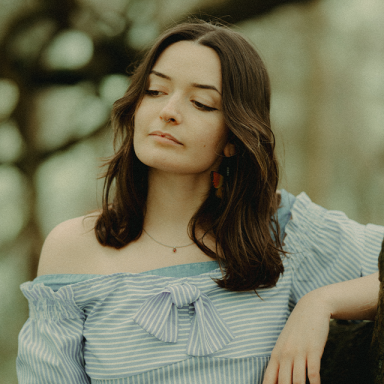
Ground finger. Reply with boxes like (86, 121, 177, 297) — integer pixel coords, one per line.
(277, 360, 293, 384)
(292, 357, 306, 384)
(262, 359, 278, 384)
(306, 354, 321, 384)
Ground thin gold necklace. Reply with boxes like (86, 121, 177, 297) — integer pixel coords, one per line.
(143, 228, 195, 253)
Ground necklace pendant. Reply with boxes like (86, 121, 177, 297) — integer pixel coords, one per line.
(173, 248, 177, 253)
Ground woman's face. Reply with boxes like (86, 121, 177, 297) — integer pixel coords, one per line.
(133, 40, 232, 176)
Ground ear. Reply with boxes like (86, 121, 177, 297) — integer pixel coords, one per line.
(223, 142, 236, 157)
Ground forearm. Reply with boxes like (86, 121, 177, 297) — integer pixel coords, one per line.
(304, 272, 379, 321)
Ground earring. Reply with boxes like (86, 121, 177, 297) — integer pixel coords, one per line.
(211, 171, 224, 198)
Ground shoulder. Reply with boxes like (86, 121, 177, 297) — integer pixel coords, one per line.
(37, 214, 101, 276)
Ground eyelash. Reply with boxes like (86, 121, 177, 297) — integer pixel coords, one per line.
(145, 90, 162, 97)
(145, 90, 217, 112)
(192, 101, 217, 112)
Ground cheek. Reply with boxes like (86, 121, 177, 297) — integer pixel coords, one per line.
(193, 130, 227, 166)
(203, 123, 227, 153)
(133, 108, 150, 146)
(132, 133, 141, 161)
(133, 109, 145, 131)
(133, 97, 151, 128)
(132, 120, 148, 160)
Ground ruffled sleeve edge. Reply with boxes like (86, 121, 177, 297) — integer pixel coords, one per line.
(20, 281, 85, 321)
(284, 192, 384, 299)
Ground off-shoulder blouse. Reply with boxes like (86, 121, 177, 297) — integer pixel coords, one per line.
(17, 191, 384, 384)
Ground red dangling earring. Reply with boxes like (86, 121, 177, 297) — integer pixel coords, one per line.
(210, 171, 224, 198)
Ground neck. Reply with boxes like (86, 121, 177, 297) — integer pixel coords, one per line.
(143, 169, 211, 243)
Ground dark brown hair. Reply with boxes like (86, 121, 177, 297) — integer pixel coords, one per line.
(95, 20, 285, 292)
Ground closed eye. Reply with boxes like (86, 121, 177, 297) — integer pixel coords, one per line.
(193, 100, 217, 112)
(145, 90, 164, 96)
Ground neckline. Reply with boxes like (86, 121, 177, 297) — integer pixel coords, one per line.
(34, 260, 221, 282)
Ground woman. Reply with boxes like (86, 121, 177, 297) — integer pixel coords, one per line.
(17, 20, 384, 384)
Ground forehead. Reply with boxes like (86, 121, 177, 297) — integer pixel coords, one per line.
(151, 41, 222, 90)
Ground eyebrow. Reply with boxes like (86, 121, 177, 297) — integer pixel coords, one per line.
(150, 70, 221, 95)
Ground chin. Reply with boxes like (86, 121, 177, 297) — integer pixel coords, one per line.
(135, 149, 216, 176)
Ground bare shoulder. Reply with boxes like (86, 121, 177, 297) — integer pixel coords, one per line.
(37, 214, 101, 276)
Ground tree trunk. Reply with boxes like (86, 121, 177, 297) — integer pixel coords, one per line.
(318, 238, 384, 384)
(371, 238, 384, 383)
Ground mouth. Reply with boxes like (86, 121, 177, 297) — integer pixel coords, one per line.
(149, 131, 182, 145)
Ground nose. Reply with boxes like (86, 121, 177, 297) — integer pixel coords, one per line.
(159, 94, 182, 124)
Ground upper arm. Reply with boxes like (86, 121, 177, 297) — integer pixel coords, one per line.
(17, 276, 90, 383)
(37, 216, 97, 276)
(285, 193, 384, 305)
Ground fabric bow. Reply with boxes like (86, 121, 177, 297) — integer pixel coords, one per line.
(133, 283, 234, 356)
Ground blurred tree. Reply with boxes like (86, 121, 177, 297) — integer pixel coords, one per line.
(0, 1, 316, 382)
(0, 0, 316, 277)
(198, 0, 315, 23)
(1, 0, 383, 383)
(371, 239, 384, 383)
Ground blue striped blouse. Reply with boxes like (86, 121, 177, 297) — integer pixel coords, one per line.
(17, 191, 384, 384)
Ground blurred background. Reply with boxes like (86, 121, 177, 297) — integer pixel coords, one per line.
(1, 0, 383, 382)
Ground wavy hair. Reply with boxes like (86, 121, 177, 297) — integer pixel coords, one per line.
(95, 20, 285, 292)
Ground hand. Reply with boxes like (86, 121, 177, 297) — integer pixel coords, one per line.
(262, 290, 332, 384)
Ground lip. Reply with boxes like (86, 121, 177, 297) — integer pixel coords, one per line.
(149, 131, 182, 145)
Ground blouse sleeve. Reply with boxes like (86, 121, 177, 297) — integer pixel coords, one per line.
(17, 282, 90, 384)
(284, 192, 384, 305)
